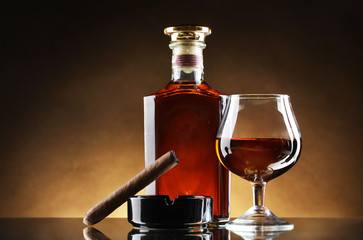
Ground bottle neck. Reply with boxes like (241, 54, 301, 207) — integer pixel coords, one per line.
(170, 42, 205, 84)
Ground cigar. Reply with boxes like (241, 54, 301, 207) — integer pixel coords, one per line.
(83, 151, 178, 225)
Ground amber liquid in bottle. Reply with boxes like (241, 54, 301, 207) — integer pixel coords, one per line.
(144, 26, 230, 223)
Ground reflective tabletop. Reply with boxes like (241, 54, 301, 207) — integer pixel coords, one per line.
(0, 218, 361, 239)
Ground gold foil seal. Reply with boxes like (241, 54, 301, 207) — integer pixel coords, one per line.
(164, 25, 211, 42)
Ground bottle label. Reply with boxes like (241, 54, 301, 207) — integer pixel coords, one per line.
(172, 54, 203, 67)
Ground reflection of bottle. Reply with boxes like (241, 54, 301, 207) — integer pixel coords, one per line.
(210, 227, 230, 240)
(144, 26, 230, 223)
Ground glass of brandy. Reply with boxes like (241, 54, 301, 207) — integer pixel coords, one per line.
(216, 94, 301, 232)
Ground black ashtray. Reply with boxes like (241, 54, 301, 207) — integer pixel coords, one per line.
(127, 195, 213, 229)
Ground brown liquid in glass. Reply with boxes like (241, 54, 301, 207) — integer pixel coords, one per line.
(216, 138, 298, 182)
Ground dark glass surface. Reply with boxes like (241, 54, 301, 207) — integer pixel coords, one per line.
(0, 218, 361, 240)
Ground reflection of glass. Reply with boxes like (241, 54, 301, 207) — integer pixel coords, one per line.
(216, 94, 301, 232)
(231, 230, 285, 240)
(128, 228, 212, 240)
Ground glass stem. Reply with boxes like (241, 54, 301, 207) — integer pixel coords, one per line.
(252, 182, 266, 207)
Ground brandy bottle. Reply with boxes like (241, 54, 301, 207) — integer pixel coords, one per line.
(144, 26, 230, 223)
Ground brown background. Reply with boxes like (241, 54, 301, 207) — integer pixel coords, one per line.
(1, 1, 362, 218)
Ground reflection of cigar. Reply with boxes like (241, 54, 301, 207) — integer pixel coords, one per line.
(83, 151, 178, 225)
(83, 227, 111, 240)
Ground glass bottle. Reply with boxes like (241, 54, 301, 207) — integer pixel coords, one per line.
(144, 25, 230, 223)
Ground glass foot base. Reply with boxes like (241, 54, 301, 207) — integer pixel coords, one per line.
(226, 206, 294, 232)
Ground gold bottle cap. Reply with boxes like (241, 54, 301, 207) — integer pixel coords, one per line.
(164, 25, 211, 42)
